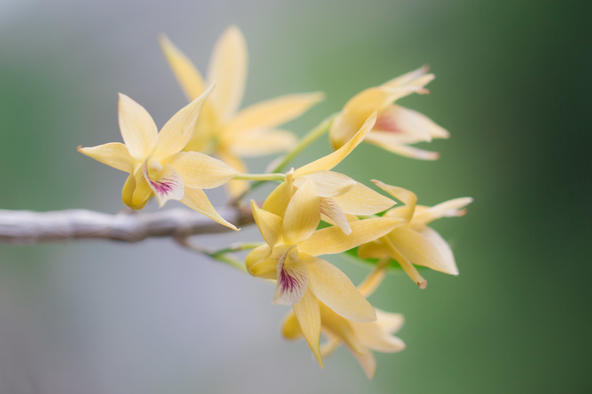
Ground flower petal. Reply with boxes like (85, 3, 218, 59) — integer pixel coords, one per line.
(207, 26, 247, 119)
(332, 182, 395, 216)
(294, 171, 356, 198)
(372, 180, 417, 222)
(412, 197, 473, 226)
(365, 134, 440, 160)
(169, 151, 237, 189)
(383, 65, 434, 91)
(352, 319, 405, 353)
(245, 244, 274, 278)
(375, 310, 405, 334)
(159, 35, 206, 100)
(152, 86, 213, 161)
(262, 173, 294, 217)
(299, 216, 404, 256)
(229, 129, 297, 157)
(250, 201, 282, 247)
(391, 226, 458, 275)
(281, 312, 302, 340)
(225, 92, 324, 134)
(330, 87, 392, 149)
(273, 249, 307, 305)
(117, 93, 158, 159)
(352, 347, 376, 379)
(296, 111, 377, 176)
(358, 240, 391, 259)
(382, 235, 427, 289)
(293, 288, 323, 366)
(78, 142, 133, 172)
(282, 180, 320, 244)
(121, 170, 153, 209)
(320, 197, 351, 235)
(181, 186, 238, 230)
(304, 255, 376, 322)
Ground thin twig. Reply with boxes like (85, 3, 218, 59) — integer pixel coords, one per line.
(0, 206, 253, 244)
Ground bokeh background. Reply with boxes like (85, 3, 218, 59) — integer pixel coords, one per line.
(0, 0, 589, 393)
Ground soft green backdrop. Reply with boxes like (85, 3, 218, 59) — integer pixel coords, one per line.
(0, 0, 588, 393)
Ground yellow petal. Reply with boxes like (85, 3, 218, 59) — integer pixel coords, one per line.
(262, 180, 294, 217)
(245, 244, 274, 278)
(78, 142, 133, 172)
(365, 134, 440, 160)
(320, 197, 351, 234)
(225, 92, 324, 134)
(299, 216, 404, 257)
(281, 312, 302, 340)
(321, 336, 342, 357)
(383, 235, 427, 288)
(250, 200, 282, 247)
(169, 151, 237, 189)
(117, 93, 158, 159)
(143, 164, 184, 207)
(352, 348, 376, 379)
(412, 197, 473, 226)
(293, 288, 323, 366)
(294, 171, 356, 198)
(383, 65, 434, 90)
(372, 180, 417, 222)
(229, 129, 297, 157)
(159, 35, 205, 100)
(330, 88, 391, 149)
(352, 319, 405, 353)
(296, 112, 377, 177)
(207, 26, 247, 119)
(358, 240, 391, 259)
(319, 303, 363, 354)
(153, 86, 213, 161)
(282, 180, 320, 244)
(375, 310, 405, 334)
(274, 249, 307, 305)
(216, 149, 249, 198)
(181, 186, 238, 230)
(304, 255, 376, 322)
(121, 170, 153, 210)
(332, 182, 394, 216)
(385, 105, 449, 139)
(391, 227, 458, 275)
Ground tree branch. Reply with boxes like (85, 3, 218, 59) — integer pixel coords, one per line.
(0, 206, 253, 244)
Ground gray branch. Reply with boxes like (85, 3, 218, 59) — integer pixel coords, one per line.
(0, 206, 253, 244)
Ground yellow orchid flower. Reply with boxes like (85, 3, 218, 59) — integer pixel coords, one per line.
(262, 113, 395, 234)
(282, 260, 404, 378)
(78, 87, 239, 230)
(356, 180, 473, 288)
(245, 198, 405, 364)
(330, 66, 449, 160)
(160, 26, 324, 195)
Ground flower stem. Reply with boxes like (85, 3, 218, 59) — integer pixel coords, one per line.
(233, 173, 286, 182)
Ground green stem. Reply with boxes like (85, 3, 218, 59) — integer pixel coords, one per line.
(233, 173, 285, 182)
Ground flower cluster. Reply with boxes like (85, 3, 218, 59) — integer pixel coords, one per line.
(78, 26, 471, 378)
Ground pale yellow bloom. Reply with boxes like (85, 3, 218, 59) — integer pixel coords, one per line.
(245, 198, 405, 364)
(262, 113, 395, 234)
(330, 66, 449, 160)
(357, 180, 473, 287)
(160, 26, 324, 195)
(78, 88, 238, 230)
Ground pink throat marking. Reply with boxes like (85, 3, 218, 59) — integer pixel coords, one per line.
(374, 114, 402, 134)
(279, 268, 302, 293)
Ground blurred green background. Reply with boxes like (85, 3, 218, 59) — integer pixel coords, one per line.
(0, 0, 589, 393)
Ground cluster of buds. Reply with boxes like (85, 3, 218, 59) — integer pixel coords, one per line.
(78, 26, 471, 378)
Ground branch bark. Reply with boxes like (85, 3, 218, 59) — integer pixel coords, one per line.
(0, 206, 253, 244)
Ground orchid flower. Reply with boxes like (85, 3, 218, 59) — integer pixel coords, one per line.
(160, 26, 324, 196)
(330, 66, 449, 160)
(357, 180, 473, 287)
(245, 198, 405, 364)
(78, 87, 239, 230)
(262, 113, 395, 234)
